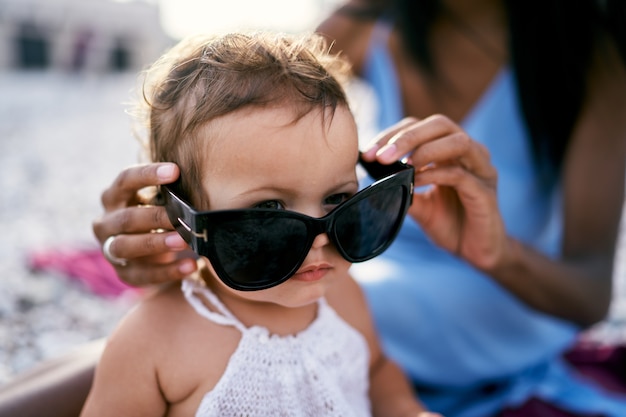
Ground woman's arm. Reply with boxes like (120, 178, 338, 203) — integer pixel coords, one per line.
(493, 36, 626, 326)
(361, 38, 626, 327)
(0, 340, 103, 417)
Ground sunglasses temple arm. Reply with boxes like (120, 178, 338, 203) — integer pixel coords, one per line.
(358, 154, 410, 180)
(162, 186, 207, 245)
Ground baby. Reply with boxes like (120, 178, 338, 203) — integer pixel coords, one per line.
(80, 31, 439, 417)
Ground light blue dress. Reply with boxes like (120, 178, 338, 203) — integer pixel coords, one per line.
(351, 21, 626, 417)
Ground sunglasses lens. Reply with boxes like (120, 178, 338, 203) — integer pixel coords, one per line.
(334, 185, 405, 260)
(210, 216, 310, 289)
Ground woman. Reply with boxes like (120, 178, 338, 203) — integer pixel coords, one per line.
(2, 0, 625, 416)
(94, 0, 626, 416)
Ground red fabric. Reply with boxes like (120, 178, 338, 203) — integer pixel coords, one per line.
(498, 397, 603, 417)
(497, 342, 626, 417)
(563, 343, 626, 394)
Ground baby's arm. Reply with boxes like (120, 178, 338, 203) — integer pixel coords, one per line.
(368, 355, 440, 417)
(327, 275, 442, 417)
(80, 296, 169, 416)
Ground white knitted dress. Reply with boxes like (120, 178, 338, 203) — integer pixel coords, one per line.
(181, 278, 372, 417)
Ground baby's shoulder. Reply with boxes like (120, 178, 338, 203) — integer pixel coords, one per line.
(129, 282, 193, 330)
(122, 282, 236, 343)
(105, 282, 236, 362)
(107, 281, 241, 406)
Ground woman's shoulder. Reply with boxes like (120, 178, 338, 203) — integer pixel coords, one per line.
(316, 1, 379, 75)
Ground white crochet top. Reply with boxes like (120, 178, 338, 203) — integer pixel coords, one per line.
(181, 277, 371, 417)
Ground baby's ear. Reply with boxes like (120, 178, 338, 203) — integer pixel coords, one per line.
(139, 185, 163, 205)
(196, 258, 214, 286)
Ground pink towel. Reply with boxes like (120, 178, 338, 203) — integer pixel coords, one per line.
(26, 246, 139, 298)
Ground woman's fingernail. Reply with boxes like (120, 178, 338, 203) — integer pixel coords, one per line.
(157, 164, 176, 181)
(377, 143, 397, 162)
(165, 234, 186, 249)
(178, 260, 197, 275)
(361, 144, 379, 160)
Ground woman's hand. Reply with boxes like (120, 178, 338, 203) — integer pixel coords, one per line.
(362, 115, 509, 272)
(92, 163, 198, 286)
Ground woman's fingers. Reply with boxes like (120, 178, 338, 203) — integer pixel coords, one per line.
(361, 117, 420, 160)
(97, 230, 197, 286)
(103, 231, 189, 261)
(411, 132, 497, 186)
(93, 205, 174, 245)
(363, 115, 507, 271)
(93, 161, 196, 286)
(410, 164, 506, 271)
(113, 256, 198, 286)
(362, 115, 495, 183)
(100, 163, 179, 210)
(413, 165, 498, 220)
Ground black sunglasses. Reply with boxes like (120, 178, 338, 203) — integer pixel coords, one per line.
(162, 156, 414, 291)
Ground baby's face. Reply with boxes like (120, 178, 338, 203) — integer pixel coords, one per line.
(198, 104, 360, 308)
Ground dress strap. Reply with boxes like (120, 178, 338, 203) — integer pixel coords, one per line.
(181, 277, 246, 332)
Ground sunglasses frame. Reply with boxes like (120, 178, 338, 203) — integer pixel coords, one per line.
(162, 156, 414, 291)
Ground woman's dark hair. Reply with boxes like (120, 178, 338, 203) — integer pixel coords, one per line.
(337, 0, 624, 182)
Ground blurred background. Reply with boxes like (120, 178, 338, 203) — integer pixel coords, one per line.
(0, 0, 624, 386)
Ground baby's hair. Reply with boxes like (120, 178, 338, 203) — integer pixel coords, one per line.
(135, 31, 352, 207)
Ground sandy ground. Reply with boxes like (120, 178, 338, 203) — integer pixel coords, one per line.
(0, 70, 625, 386)
(0, 71, 142, 383)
